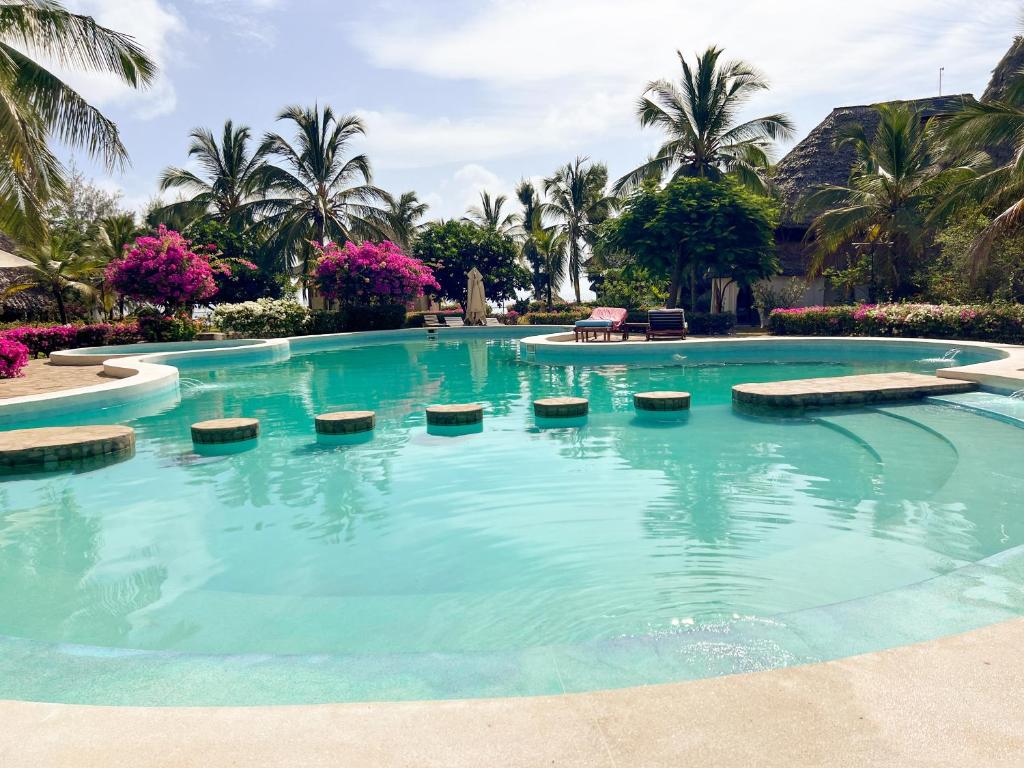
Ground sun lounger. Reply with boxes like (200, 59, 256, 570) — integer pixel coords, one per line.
(445, 316, 466, 327)
(646, 309, 687, 340)
(574, 307, 628, 342)
(485, 317, 501, 326)
(424, 314, 444, 328)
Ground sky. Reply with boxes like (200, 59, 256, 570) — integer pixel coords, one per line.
(59, 0, 1022, 224)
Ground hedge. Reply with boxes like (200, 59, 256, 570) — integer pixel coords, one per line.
(523, 308, 593, 325)
(321, 303, 406, 333)
(769, 303, 1024, 344)
(688, 312, 736, 336)
(212, 299, 407, 338)
(0, 322, 142, 357)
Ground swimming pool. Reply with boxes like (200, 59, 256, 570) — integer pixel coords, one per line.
(1, 332, 1023, 705)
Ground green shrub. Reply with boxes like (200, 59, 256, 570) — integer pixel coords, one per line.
(688, 312, 736, 335)
(137, 310, 199, 343)
(305, 310, 346, 335)
(308, 305, 407, 334)
(335, 303, 406, 332)
(212, 298, 308, 338)
(769, 303, 1024, 344)
(523, 308, 593, 325)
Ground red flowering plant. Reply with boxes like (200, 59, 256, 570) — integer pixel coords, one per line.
(105, 226, 218, 314)
(313, 240, 439, 306)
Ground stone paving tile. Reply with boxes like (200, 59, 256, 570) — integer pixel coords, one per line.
(0, 360, 116, 401)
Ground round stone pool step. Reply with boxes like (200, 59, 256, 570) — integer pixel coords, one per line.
(534, 397, 589, 418)
(191, 418, 260, 445)
(0, 425, 135, 473)
(634, 391, 691, 412)
(426, 404, 484, 426)
(316, 411, 376, 435)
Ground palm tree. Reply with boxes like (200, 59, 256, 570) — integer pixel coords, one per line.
(0, 1, 156, 240)
(384, 191, 428, 250)
(543, 157, 615, 303)
(15, 233, 100, 322)
(614, 46, 794, 195)
(805, 103, 978, 299)
(938, 74, 1024, 270)
(258, 105, 389, 286)
(157, 120, 272, 226)
(465, 190, 515, 233)
(533, 224, 566, 308)
(513, 180, 545, 299)
(92, 213, 140, 318)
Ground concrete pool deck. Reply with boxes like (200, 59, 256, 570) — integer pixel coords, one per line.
(0, 359, 114, 399)
(1, 618, 1022, 767)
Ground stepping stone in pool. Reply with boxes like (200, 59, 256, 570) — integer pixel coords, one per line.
(634, 391, 691, 412)
(191, 418, 260, 445)
(533, 397, 589, 419)
(0, 425, 135, 474)
(426, 404, 484, 426)
(316, 411, 376, 435)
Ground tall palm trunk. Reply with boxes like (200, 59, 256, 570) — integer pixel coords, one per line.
(52, 284, 68, 324)
(569, 239, 582, 303)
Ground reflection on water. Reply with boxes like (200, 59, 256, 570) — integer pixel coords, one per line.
(0, 338, 1023, 664)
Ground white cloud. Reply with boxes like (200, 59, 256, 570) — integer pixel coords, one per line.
(348, 0, 1020, 161)
(359, 90, 627, 171)
(61, 0, 184, 119)
(418, 163, 516, 219)
(189, 0, 284, 44)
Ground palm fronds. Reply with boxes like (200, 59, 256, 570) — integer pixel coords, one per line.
(615, 46, 793, 195)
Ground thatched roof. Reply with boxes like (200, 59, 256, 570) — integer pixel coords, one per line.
(983, 36, 1024, 102)
(774, 37, 1024, 228)
(772, 94, 973, 226)
(0, 268, 54, 321)
(980, 36, 1024, 166)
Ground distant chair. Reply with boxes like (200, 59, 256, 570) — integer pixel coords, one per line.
(445, 316, 466, 327)
(423, 314, 444, 328)
(646, 309, 687, 340)
(484, 317, 501, 327)
(574, 307, 628, 342)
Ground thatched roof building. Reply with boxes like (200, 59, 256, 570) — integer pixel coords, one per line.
(772, 94, 972, 228)
(982, 36, 1024, 102)
(775, 36, 1024, 230)
(0, 231, 54, 321)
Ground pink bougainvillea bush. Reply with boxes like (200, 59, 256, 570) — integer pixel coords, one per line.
(769, 303, 1024, 344)
(313, 240, 438, 306)
(106, 226, 218, 312)
(0, 337, 29, 378)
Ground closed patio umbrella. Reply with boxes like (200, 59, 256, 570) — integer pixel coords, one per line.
(465, 267, 487, 326)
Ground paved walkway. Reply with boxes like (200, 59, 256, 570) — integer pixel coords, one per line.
(0, 360, 113, 401)
(2, 618, 1022, 767)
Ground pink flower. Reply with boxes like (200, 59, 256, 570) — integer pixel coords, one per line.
(106, 226, 218, 310)
(313, 240, 439, 305)
(0, 338, 29, 378)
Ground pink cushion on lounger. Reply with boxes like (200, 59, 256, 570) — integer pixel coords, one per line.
(588, 307, 627, 328)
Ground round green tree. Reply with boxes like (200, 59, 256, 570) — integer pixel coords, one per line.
(413, 220, 531, 307)
(602, 178, 779, 309)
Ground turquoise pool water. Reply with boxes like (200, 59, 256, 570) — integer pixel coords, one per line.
(1, 334, 1023, 705)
